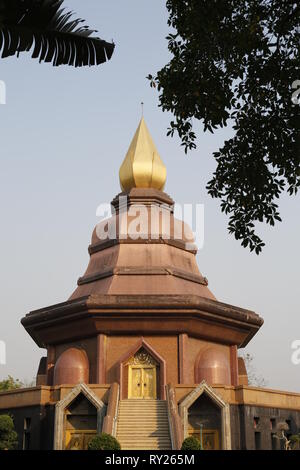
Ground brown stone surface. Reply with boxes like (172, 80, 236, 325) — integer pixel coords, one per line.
(96, 334, 107, 383)
(183, 337, 231, 384)
(111, 188, 175, 212)
(68, 189, 214, 300)
(178, 334, 188, 384)
(238, 357, 249, 386)
(22, 294, 263, 350)
(36, 357, 47, 386)
(2, 383, 300, 412)
(175, 384, 300, 410)
(71, 242, 213, 300)
(230, 346, 239, 386)
(54, 337, 97, 383)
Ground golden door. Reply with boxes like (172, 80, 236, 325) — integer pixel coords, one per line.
(189, 429, 220, 450)
(129, 365, 156, 399)
(202, 430, 219, 450)
(65, 430, 96, 450)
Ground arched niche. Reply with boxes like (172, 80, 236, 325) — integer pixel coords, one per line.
(194, 347, 231, 385)
(53, 347, 89, 386)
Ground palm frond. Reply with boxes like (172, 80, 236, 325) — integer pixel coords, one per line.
(0, 0, 115, 67)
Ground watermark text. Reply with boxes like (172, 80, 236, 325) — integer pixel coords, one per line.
(0, 340, 6, 365)
(0, 80, 6, 105)
(291, 340, 300, 365)
(95, 197, 205, 251)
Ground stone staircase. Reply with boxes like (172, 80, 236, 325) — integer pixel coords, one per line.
(116, 399, 172, 450)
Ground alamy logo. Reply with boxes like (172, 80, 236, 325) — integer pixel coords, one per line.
(292, 80, 300, 105)
(291, 340, 300, 365)
(0, 80, 6, 105)
(0, 340, 6, 365)
(95, 197, 205, 251)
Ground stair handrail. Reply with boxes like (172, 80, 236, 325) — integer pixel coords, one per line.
(102, 382, 119, 437)
(166, 383, 184, 450)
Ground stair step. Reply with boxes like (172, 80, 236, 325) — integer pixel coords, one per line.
(118, 438, 171, 441)
(119, 406, 167, 409)
(118, 411, 168, 413)
(120, 403, 167, 406)
(117, 416, 168, 419)
(117, 420, 168, 423)
(119, 444, 172, 448)
(120, 401, 166, 403)
(120, 446, 172, 449)
(117, 436, 171, 439)
(117, 426, 170, 430)
(117, 417, 168, 420)
(121, 448, 172, 451)
(118, 416, 168, 418)
(119, 408, 167, 411)
(120, 441, 171, 444)
(120, 412, 167, 414)
(117, 432, 170, 435)
(117, 415, 168, 418)
(121, 446, 172, 449)
(119, 409, 167, 412)
(119, 412, 167, 414)
(117, 429, 169, 432)
(119, 404, 167, 407)
(119, 404, 167, 406)
(119, 405, 167, 407)
(117, 423, 168, 426)
(117, 431, 171, 435)
(116, 399, 171, 450)
(117, 426, 170, 429)
(117, 422, 168, 425)
(117, 432, 170, 436)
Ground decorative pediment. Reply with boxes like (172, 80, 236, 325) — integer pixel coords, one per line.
(178, 381, 231, 449)
(179, 380, 227, 415)
(54, 383, 106, 450)
(55, 382, 105, 412)
(126, 347, 158, 366)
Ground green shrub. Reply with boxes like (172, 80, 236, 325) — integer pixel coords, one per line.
(290, 434, 300, 450)
(181, 436, 202, 450)
(0, 376, 23, 391)
(88, 433, 121, 450)
(0, 415, 18, 450)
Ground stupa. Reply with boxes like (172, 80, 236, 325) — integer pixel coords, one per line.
(0, 118, 300, 450)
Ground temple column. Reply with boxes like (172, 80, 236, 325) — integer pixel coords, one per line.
(179, 334, 188, 384)
(230, 345, 239, 386)
(96, 334, 107, 384)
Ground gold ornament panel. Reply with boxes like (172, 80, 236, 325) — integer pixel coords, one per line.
(127, 348, 158, 366)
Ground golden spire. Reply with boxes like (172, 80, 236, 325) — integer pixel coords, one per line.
(119, 117, 167, 192)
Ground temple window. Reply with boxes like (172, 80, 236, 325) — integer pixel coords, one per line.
(254, 432, 261, 450)
(22, 417, 31, 450)
(253, 417, 260, 429)
(270, 418, 276, 430)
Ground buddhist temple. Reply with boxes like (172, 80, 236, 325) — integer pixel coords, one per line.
(0, 118, 300, 450)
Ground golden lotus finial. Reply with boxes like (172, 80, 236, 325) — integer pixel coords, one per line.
(119, 117, 167, 192)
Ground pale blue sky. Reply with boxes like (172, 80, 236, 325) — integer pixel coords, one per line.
(0, 1, 299, 391)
